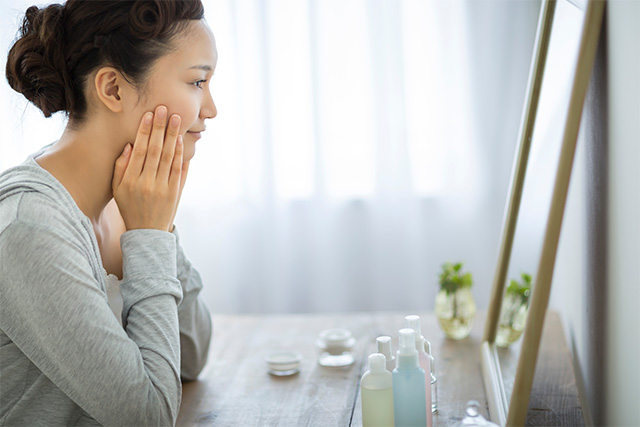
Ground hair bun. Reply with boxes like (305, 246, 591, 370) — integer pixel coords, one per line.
(129, 0, 199, 40)
(129, 1, 165, 40)
(6, 4, 72, 117)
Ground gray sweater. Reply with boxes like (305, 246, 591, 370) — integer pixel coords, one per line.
(0, 155, 212, 426)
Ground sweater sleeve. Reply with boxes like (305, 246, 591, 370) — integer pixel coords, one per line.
(0, 222, 183, 426)
(172, 227, 212, 380)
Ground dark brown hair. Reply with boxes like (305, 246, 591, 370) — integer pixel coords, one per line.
(5, 0, 204, 121)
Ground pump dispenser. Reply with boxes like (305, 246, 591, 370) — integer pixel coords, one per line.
(392, 329, 427, 427)
(405, 315, 433, 425)
(361, 353, 394, 426)
(376, 336, 395, 372)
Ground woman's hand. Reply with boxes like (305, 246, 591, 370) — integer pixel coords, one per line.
(168, 159, 190, 232)
(112, 105, 184, 232)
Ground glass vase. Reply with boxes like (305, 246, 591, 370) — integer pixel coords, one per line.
(495, 292, 529, 347)
(435, 287, 476, 340)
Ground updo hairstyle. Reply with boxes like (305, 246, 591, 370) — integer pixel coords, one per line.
(5, 0, 204, 122)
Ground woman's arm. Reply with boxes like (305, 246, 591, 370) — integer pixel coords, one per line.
(0, 219, 183, 426)
(173, 227, 212, 380)
(114, 106, 212, 380)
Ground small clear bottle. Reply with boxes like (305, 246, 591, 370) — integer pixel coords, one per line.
(361, 353, 394, 427)
(405, 315, 433, 426)
(376, 336, 395, 372)
(424, 340, 438, 413)
(392, 328, 427, 427)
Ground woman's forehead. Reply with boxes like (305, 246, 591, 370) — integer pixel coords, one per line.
(157, 20, 217, 72)
(175, 20, 217, 63)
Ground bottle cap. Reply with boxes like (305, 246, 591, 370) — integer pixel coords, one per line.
(376, 336, 393, 360)
(368, 353, 387, 373)
(398, 328, 417, 356)
(405, 315, 424, 341)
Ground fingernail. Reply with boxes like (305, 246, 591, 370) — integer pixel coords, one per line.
(157, 106, 167, 119)
(144, 112, 153, 125)
(170, 115, 180, 128)
(124, 143, 132, 155)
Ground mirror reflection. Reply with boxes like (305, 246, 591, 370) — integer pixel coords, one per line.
(499, 0, 588, 403)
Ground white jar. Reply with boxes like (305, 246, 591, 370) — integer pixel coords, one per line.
(316, 328, 356, 367)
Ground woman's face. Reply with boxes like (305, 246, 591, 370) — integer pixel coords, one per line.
(128, 19, 218, 161)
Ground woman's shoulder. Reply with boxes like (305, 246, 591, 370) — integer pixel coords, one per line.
(0, 161, 90, 245)
(0, 191, 100, 281)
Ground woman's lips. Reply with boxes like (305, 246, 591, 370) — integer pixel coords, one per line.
(186, 131, 202, 140)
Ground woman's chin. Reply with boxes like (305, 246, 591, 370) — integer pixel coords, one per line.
(183, 145, 196, 161)
(182, 133, 198, 161)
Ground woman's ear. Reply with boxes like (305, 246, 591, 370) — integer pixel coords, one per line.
(94, 67, 129, 113)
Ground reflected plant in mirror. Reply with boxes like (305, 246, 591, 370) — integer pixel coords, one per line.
(496, 273, 532, 348)
(435, 262, 476, 339)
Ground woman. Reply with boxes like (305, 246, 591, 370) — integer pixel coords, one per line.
(0, 0, 215, 425)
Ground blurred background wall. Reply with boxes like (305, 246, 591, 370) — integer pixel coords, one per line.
(1, 0, 538, 314)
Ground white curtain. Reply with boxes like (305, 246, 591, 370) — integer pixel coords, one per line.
(0, 0, 540, 314)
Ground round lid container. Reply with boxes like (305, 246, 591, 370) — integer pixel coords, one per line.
(264, 351, 302, 376)
(316, 328, 356, 354)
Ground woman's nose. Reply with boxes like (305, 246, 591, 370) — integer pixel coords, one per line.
(201, 88, 217, 120)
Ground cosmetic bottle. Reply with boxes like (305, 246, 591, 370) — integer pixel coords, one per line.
(392, 328, 427, 427)
(361, 353, 394, 427)
(405, 315, 433, 426)
(424, 339, 438, 413)
(376, 336, 396, 372)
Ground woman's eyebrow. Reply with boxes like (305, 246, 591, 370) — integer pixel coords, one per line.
(188, 65, 213, 72)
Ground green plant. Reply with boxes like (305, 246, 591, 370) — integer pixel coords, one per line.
(506, 272, 532, 305)
(438, 262, 473, 294)
(436, 262, 474, 330)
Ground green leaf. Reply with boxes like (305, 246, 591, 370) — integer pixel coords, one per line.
(505, 272, 533, 304)
(462, 272, 473, 287)
(438, 261, 473, 293)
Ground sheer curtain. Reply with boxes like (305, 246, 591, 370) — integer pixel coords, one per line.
(0, 0, 540, 314)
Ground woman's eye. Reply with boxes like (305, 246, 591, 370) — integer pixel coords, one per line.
(193, 79, 207, 89)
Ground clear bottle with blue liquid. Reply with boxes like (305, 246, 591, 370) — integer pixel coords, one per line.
(392, 328, 427, 427)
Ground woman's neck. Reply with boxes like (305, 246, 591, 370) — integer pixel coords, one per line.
(35, 119, 124, 224)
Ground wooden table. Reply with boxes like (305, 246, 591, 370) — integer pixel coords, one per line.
(177, 311, 583, 426)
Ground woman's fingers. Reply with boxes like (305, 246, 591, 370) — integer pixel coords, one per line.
(124, 111, 153, 179)
(112, 105, 185, 231)
(169, 135, 184, 192)
(168, 159, 190, 229)
(157, 114, 181, 182)
(141, 105, 168, 177)
(111, 143, 132, 192)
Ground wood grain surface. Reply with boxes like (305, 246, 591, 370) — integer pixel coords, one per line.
(176, 311, 582, 426)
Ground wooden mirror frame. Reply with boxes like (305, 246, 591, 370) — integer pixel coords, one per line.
(481, 0, 605, 425)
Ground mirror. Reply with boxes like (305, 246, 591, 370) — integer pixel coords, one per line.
(481, 0, 605, 425)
